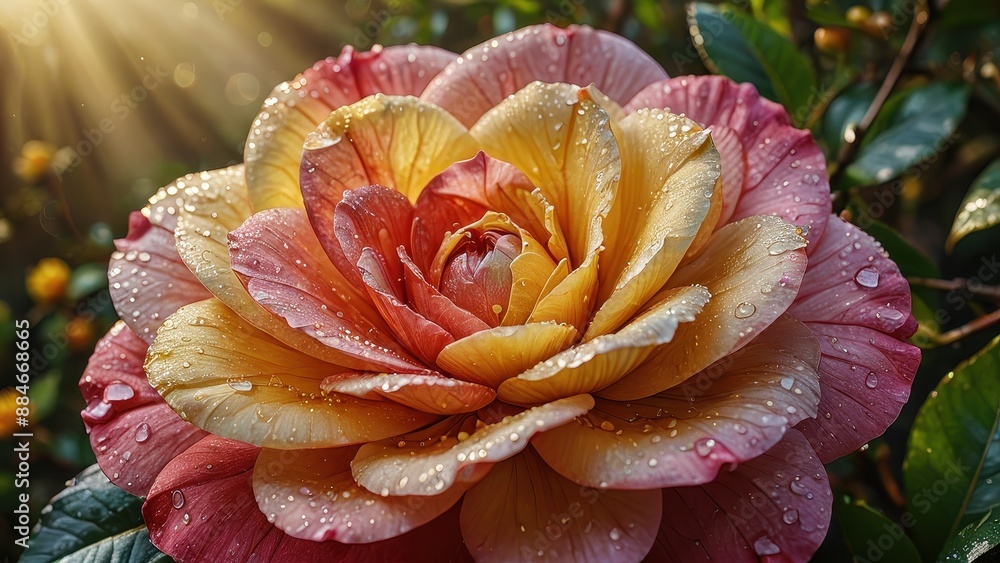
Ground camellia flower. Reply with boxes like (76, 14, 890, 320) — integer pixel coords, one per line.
(81, 25, 919, 562)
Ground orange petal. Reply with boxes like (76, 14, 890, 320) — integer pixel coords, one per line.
(436, 323, 578, 388)
(590, 110, 721, 337)
(146, 299, 438, 449)
(498, 285, 710, 405)
(470, 81, 618, 269)
(460, 448, 661, 562)
(533, 314, 821, 489)
(320, 372, 495, 415)
(351, 395, 593, 497)
(253, 446, 469, 543)
(600, 215, 807, 400)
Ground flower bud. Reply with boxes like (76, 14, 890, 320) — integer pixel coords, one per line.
(439, 230, 520, 326)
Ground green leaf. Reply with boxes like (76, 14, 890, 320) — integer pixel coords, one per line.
(823, 83, 877, 157)
(68, 263, 110, 301)
(938, 510, 1000, 562)
(687, 2, 817, 125)
(904, 336, 1000, 559)
(835, 497, 922, 563)
(947, 159, 1000, 252)
(21, 464, 168, 563)
(845, 82, 970, 186)
(910, 294, 941, 350)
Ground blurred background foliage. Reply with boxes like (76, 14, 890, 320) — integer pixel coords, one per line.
(2, 0, 1000, 561)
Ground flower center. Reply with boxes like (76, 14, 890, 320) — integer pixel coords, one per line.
(439, 229, 520, 326)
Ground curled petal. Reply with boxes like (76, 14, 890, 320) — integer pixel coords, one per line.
(626, 76, 831, 247)
(533, 314, 821, 489)
(423, 24, 667, 128)
(471, 81, 617, 268)
(109, 206, 211, 343)
(320, 372, 495, 415)
(436, 323, 579, 388)
(144, 436, 470, 562)
(411, 151, 564, 273)
(146, 299, 438, 449)
(498, 285, 710, 405)
(601, 216, 807, 400)
(650, 430, 832, 562)
(172, 165, 353, 366)
(460, 448, 661, 563)
(401, 250, 491, 339)
(245, 45, 455, 211)
(229, 208, 421, 373)
(591, 109, 721, 337)
(351, 395, 594, 497)
(79, 323, 207, 496)
(300, 94, 478, 243)
(790, 217, 919, 461)
(253, 447, 470, 543)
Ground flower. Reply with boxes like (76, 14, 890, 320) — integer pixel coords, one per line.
(26, 257, 70, 304)
(81, 25, 919, 562)
(13, 140, 55, 184)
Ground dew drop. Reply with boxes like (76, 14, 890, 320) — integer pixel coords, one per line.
(228, 380, 253, 392)
(854, 267, 880, 288)
(609, 527, 621, 541)
(171, 490, 186, 509)
(865, 372, 879, 389)
(734, 302, 756, 319)
(782, 509, 799, 524)
(753, 537, 781, 556)
(767, 240, 801, 256)
(694, 438, 715, 456)
(135, 423, 151, 443)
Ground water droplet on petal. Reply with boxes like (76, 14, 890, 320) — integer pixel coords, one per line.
(228, 380, 253, 392)
(171, 490, 186, 509)
(695, 438, 715, 456)
(783, 509, 799, 524)
(734, 302, 757, 319)
(865, 372, 879, 389)
(854, 267, 880, 288)
(753, 537, 781, 556)
(609, 528, 621, 541)
(135, 423, 151, 443)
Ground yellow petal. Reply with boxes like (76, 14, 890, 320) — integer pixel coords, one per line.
(146, 299, 438, 449)
(460, 448, 661, 563)
(589, 110, 721, 338)
(498, 285, 709, 405)
(254, 446, 470, 543)
(300, 94, 479, 205)
(600, 215, 807, 400)
(533, 314, 821, 489)
(351, 395, 594, 497)
(436, 322, 578, 388)
(244, 82, 331, 210)
(172, 166, 358, 367)
(470, 81, 619, 268)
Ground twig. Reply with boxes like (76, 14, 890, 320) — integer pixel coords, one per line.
(908, 277, 1000, 302)
(876, 444, 906, 508)
(830, 1, 931, 185)
(934, 307, 1000, 346)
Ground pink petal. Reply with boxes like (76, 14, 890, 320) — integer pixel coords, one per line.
(79, 323, 207, 496)
(334, 186, 456, 365)
(400, 249, 491, 339)
(625, 76, 831, 249)
(651, 429, 832, 562)
(303, 45, 457, 106)
(789, 215, 919, 461)
(144, 436, 471, 562)
(422, 24, 668, 128)
(533, 314, 821, 489)
(109, 212, 211, 343)
(460, 449, 662, 562)
(253, 446, 470, 543)
(320, 371, 495, 415)
(411, 152, 547, 273)
(245, 45, 456, 210)
(228, 207, 422, 373)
